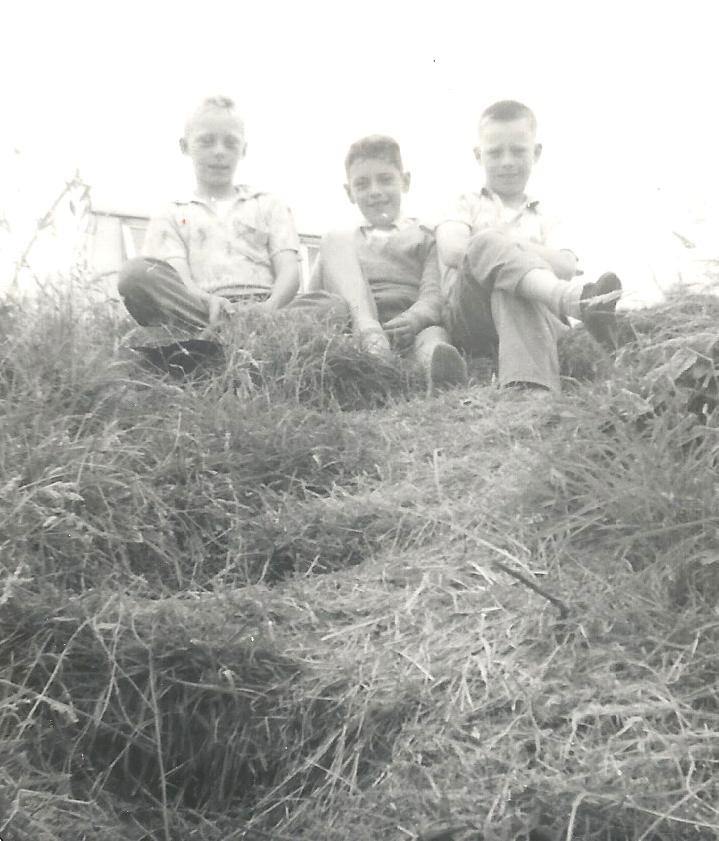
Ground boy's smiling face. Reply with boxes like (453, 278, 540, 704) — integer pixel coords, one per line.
(180, 110, 247, 197)
(474, 117, 542, 204)
(345, 157, 410, 227)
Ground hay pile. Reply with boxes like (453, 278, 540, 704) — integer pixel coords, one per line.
(2, 286, 719, 840)
(0, 583, 417, 820)
(218, 307, 424, 409)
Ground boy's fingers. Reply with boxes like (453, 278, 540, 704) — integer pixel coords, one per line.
(384, 316, 412, 333)
(382, 319, 401, 331)
(386, 324, 415, 349)
(207, 295, 233, 325)
(385, 325, 411, 340)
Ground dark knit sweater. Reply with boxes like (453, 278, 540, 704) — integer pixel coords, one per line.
(351, 223, 443, 330)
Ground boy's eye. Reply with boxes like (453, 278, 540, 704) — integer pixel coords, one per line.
(353, 179, 370, 190)
(197, 135, 216, 147)
(377, 175, 395, 186)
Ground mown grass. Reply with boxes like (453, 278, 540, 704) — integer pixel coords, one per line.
(1, 282, 719, 841)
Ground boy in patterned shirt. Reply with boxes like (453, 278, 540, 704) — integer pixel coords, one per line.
(308, 134, 467, 391)
(436, 100, 622, 392)
(118, 96, 301, 330)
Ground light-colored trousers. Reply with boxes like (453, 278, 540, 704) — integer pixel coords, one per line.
(445, 230, 569, 391)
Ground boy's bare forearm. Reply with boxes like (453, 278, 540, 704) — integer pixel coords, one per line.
(266, 252, 300, 308)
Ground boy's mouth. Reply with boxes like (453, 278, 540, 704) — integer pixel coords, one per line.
(372, 208, 394, 222)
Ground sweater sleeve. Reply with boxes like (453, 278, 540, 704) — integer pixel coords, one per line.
(403, 238, 443, 331)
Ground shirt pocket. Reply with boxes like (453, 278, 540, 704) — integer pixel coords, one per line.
(229, 219, 270, 263)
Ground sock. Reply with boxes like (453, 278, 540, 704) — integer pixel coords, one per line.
(516, 269, 566, 317)
(517, 270, 586, 320)
(559, 278, 587, 320)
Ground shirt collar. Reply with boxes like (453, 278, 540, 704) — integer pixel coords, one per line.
(360, 215, 415, 234)
(480, 186, 540, 210)
(175, 184, 263, 206)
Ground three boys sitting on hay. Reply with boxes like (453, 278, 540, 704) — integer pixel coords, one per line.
(118, 96, 622, 395)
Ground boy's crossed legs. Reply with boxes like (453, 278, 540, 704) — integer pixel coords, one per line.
(446, 230, 621, 391)
(119, 257, 215, 329)
(118, 256, 348, 332)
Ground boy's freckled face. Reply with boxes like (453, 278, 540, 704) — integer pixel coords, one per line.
(474, 118, 541, 202)
(181, 111, 247, 195)
(345, 158, 410, 227)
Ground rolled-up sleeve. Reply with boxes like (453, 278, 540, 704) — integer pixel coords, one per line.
(434, 192, 476, 230)
(262, 195, 300, 257)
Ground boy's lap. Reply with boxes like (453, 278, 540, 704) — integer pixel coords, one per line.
(287, 290, 351, 325)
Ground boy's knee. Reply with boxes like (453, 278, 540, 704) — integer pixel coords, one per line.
(118, 257, 152, 298)
(467, 229, 507, 257)
(118, 256, 178, 299)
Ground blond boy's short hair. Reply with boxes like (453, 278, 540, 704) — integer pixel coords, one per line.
(479, 100, 537, 133)
(184, 96, 243, 138)
(344, 134, 403, 176)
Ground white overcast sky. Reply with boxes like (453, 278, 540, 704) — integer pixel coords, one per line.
(2, 0, 718, 299)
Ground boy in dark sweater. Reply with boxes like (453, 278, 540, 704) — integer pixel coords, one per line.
(308, 134, 467, 391)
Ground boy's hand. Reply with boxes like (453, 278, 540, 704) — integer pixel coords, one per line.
(383, 313, 417, 350)
(206, 293, 235, 325)
(504, 232, 579, 280)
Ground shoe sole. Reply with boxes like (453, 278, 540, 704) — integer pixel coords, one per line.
(581, 272, 622, 352)
(429, 343, 468, 391)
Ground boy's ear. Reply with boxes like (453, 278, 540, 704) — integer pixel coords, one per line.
(179, 137, 189, 155)
(343, 183, 356, 204)
(533, 142, 543, 162)
(401, 171, 411, 192)
(240, 139, 248, 159)
(473, 146, 482, 163)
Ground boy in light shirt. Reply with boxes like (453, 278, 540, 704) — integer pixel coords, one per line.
(118, 96, 300, 330)
(436, 100, 621, 392)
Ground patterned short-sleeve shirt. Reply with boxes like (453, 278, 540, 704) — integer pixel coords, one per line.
(142, 184, 300, 298)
